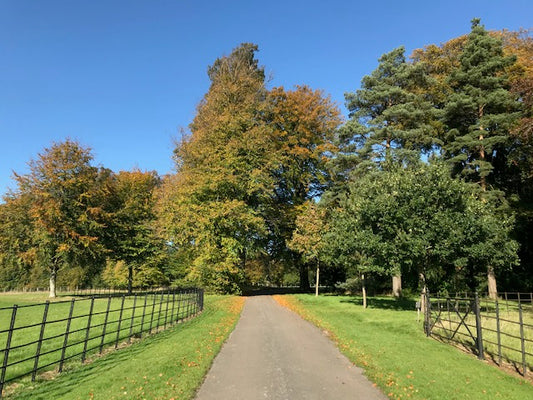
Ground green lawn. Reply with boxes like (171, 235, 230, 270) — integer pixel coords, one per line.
(0, 292, 200, 385)
(278, 294, 533, 400)
(6, 295, 244, 399)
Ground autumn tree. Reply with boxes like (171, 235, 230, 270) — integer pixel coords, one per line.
(156, 43, 273, 293)
(0, 193, 36, 288)
(12, 140, 108, 297)
(287, 202, 327, 296)
(266, 85, 341, 289)
(106, 170, 162, 293)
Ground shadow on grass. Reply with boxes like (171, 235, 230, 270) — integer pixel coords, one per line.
(339, 296, 417, 311)
(8, 319, 195, 400)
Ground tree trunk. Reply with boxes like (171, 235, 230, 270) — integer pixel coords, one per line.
(362, 273, 367, 309)
(392, 274, 402, 298)
(420, 273, 427, 314)
(315, 263, 320, 297)
(299, 262, 310, 291)
(488, 266, 498, 300)
(127, 264, 133, 295)
(49, 267, 57, 298)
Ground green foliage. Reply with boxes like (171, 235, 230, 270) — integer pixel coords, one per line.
(443, 19, 522, 189)
(341, 46, 440, 177)
(106, 169, 163, 292)
(325, 162, 518, 292)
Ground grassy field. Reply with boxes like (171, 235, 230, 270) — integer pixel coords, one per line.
(277, 294, 533, 400)
(6, 295, 244, 399)
(429, 297, 533, 372)
(0, 291, 201, 387)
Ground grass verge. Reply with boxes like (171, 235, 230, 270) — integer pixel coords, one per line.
(7, 295, 244, 400)
(275, 294, 533, 400)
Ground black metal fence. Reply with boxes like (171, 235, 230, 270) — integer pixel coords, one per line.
(0, 287, 203, 397)
(424, 292, 533, 377)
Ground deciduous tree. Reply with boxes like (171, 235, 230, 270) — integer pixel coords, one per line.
(12, 140, 108, 297)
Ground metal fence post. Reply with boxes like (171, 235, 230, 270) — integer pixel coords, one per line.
(164, 290, 171, 328)
(170, 290, 176, 326)
(0, 305, 18, 397)
(129, 294, 137, 342)
(99, 297, 112, 354)
(32, 301, 50, 381)
(474, 293, 484, 360)
(518, 302, 527, 376)
(59, 298, 76, 372)
(495, 299, 502, 366)
(140, 293, 148, 337)
(115, 295, 126, 349)
(81, 297, 95, 363)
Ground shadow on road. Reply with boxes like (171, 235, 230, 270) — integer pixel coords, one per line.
(241, 287, 311, 296)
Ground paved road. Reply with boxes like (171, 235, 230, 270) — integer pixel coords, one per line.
(195, 296, 387, 400)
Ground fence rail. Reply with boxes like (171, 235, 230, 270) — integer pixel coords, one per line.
(424, 292, 533, 377)
(0, 287, 203, 397)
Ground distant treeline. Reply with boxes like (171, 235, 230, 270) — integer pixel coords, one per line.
(1, 19, 531, 296)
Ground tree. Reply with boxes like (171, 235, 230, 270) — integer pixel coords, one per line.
(156, 43, 273, 293)
(342, 46, 440, 176)
(412, 26, 533, 292)
(266, 85, 341, 289)
(12, 140, 108, 297)
(441, 19, 522, 297)
(107, 170, 161, 293)
(287, 202, 327, 296)
(0, 193, 36, 289)
(325, 162, 519, 299)
(340, 47, 440, 296)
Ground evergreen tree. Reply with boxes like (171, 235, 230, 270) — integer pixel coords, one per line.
(342, 46, 440, 176)
(442, 19, 522, 297)
(443, 19, 521, 190)
(339, 46, 440, 295)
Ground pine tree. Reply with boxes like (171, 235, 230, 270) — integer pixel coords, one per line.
(340, 46, 440, 296)
(443, 19, 521, 190)
(443, 19, 522, 297)
(343, 46, 440, 176)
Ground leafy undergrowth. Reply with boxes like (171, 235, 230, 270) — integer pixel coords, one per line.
(7, 295, 244, 400)
(274, 294, 533, 400)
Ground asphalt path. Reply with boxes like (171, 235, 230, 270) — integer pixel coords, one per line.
(194, 295, 387, 400)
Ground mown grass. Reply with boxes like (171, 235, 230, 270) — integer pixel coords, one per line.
(6, 295, 244, 399)
(430, 297, 533, 372)
(0, 292, 200, 385)
(277, 294, 533, 400)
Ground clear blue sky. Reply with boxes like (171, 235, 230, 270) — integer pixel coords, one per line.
(1, 0, 531, 197)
